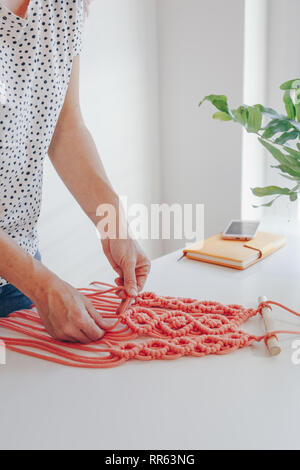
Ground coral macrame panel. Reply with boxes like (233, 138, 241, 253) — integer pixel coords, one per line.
(0, 283, 261, 368)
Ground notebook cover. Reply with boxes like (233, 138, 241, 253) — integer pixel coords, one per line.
(183, 232, 286, 270)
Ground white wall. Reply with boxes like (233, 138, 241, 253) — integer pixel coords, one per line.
(157, 0, 245, 253)
(241, 0, 268, 220)
(39, 0, 161, 287)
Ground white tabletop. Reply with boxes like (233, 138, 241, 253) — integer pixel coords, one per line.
(1, 225, 300, 450)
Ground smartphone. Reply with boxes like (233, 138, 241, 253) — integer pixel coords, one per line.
(222, 220, 260, 241)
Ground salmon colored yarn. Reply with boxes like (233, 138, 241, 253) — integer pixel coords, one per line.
(0, 282, 300, 368)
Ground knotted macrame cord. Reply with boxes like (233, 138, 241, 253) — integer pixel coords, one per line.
(0, 282, 299, 368)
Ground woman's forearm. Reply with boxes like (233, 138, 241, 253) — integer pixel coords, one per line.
(48, 123, 121, 228)
(0, 229, 52, 299)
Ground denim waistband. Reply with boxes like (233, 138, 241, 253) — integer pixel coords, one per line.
(0, 250, 41, 317)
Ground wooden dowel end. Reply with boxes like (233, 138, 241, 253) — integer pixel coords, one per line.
(258, 296, 281, 356)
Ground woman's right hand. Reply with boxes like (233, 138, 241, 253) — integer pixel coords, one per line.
(32, 272, 107, 344)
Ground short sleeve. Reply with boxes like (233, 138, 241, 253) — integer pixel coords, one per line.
(72, 0, 85, 57)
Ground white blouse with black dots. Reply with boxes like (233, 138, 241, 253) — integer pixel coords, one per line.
(0, 0, 85, 286)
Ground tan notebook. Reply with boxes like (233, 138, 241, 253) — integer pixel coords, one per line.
(183, 232, 286, 270)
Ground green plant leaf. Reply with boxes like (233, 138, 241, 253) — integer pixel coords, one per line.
(283, 91, 296, 119)
(283, 146, 300, 159)
(262, 119, 292, 138)
(279, 173, 299, 181)
(259, 138, 300, 176)
(288, 119, 300, 132)
(295, 90, 300, 122)
(290, 192, 298, 201)
(199, 95, 229, 114)
(272, 164, 300, 179)
(252, 197, 280, 208)
(280, 79, 300, 90)
(231, 105, 248, 125)
(253, 104, 279, 118)
(246, 106, 262, 133)
(275, 129, 299, 145)
(251, 186, 292, 197)
(212, 111, 232, 121)
(256, 107, 300, 132)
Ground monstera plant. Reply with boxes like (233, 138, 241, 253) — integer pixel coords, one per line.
(200, 79, 300, 207)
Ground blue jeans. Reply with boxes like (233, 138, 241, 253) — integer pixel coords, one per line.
(0, 251, 41, 318)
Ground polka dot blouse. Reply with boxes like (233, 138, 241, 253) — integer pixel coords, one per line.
(0, 0, 85, 286)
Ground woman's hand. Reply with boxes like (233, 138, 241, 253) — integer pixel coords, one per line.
(101, 237, 151, 298)
(32, 272, 108, 343)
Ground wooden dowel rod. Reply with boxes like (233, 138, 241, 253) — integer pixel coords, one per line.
(258, 296, 281, 356)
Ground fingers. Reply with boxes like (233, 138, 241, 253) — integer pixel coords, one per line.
(114, 256, 151, 299)
(114, 277, 126, 299)
(136, 261, 151, 293)
(79, 315, 105, 342)
(122, 262, 138, 298)
(72, 299, 106, 341)
(38, 313, 80, 343)
(44, 322, 91, 344)
(70, 330, 92, 344)
(84, 298, 112, 331)
(56, 316, 102, 343)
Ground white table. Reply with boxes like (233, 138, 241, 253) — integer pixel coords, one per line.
(1, 227, 300, 450)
